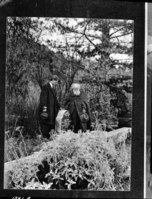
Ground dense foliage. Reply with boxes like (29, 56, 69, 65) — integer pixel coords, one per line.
(5, 17, 132, 191)
(8, 131, 131, 191)
(5, 17, 133, 136)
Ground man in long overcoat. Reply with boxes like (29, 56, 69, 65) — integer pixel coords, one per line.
(37, 75, 60, 139)
(64, 82, 91, 133)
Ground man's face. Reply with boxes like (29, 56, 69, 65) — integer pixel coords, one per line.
(52, 79, 58, 87)
(72, 83, 81, 96)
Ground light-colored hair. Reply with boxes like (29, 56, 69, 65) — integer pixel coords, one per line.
(71, 83, 81, 96)
(71, 83, 81, 90)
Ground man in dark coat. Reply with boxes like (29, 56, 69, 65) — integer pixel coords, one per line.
(37, 75, 60, 139)
(64, 82, 91, 133)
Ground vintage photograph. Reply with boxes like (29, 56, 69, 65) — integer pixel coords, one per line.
(4, 17, 133, 191)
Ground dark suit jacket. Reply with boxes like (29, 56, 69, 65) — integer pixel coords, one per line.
(37, 82, 60, 125)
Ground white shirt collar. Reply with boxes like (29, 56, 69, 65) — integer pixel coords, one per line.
(49, 82, 53, 88)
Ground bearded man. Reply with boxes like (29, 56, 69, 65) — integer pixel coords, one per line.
(64, 81, 91, 133)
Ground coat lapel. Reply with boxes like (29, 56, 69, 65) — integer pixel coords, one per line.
(48, 83, 56, 96)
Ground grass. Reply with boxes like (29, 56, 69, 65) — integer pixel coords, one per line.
(5, 131, 43, 162)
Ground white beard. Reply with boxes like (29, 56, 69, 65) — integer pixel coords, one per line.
(73, 90, 80, 96)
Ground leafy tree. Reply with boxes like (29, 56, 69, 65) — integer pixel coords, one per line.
(6, 17, 133, 134)
(6, 17, 54, 95)
(44, 18, 133, 127)
(6, 17, 55, 135)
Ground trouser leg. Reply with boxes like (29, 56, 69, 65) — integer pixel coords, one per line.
(74, 117, 82, 133)
(71, 110, 82, 133)
(40, 123, 52, 139)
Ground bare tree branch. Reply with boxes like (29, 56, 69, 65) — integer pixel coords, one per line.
(53, 20, 132, 54)
(109, 27, 127, 37)
(35, 22, 49, 42)
(110, 31, 133, 39)
(83, 23, 102, 53)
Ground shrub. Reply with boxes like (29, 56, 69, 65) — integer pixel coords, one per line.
(8, 130, 131, 190)
(4, 134, 43, 163)
(84, 84, 119, 131)
(5, 94, 40, 138)
(5, 119, 43, 163)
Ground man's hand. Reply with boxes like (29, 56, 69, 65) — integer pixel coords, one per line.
(43, 106, 47, 112)
(41, 106, 48, 119)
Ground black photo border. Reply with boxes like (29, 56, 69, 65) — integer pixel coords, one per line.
(0, 0, 145, 198)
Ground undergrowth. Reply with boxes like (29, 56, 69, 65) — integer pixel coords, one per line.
(8, 130, 131, 191)
(4, 126, 43, 163)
